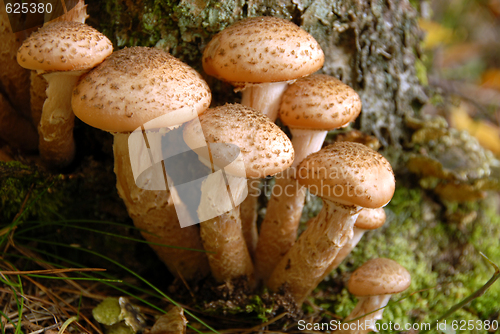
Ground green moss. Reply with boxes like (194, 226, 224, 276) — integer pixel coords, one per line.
(0, 161, 64, 224)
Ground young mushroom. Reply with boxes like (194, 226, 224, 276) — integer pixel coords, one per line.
(267, 142, 395, 305)
(336, 258, 411, 334)
(255, 74, 362, 282)
(183, 104, 294, 283)
(72, 47, 211, 281)
(202, 16, 324, 255)
(17, 21, 112, 167)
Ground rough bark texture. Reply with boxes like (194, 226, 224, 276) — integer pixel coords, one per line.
(86, 0, 426, 166)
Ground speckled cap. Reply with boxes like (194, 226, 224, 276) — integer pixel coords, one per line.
(348, 258, 411, 296)
(17, 21, 112, 72)
(183, 104, 294, 178)
(279, 74, 362, 130)
(202, 17, 324, 85)
(355, 207, 386, 230)
(296, 142, 395, 208)
(72, 47, 211, 132)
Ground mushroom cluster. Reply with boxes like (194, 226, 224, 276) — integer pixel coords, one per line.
(8, 13, 410, 331)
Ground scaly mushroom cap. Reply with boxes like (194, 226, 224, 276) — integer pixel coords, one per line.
(355, 207, 386, 230)
(297, 142, 395, 208)
(183, 104, 294, 178)
(279, 74, 362, 130)
(17, 21, 112, 72)
(202, 17, 324, 86)
(72, 47, 211, 132)
(348, 258, 411, 296)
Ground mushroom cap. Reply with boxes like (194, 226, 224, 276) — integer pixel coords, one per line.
(279, 74, 362, 130)
(355, 207, 386, 230)
(17, 21, 112, 72)
(296, 142, 395, 208)
(72, 47, 211, 132)
(348, 258, 411, 296)
(202, 17, 324, 85)
(183, 104, 294, 178)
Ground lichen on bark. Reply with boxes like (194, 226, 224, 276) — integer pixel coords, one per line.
(86, 0, 427, 166)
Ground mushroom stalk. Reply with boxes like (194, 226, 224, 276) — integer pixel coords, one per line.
(267, 200, 360, 304)
(254, 129, 327, 282)
(39, 70, 86, 166)
(240, 82, 289, 121)
(238, 82, 288, 257)
(289, 129, 328, 167)
(197, 170, 254, 282)
(113, 132, 210, 281)
(327, 226, 365, 272)
(336, 295, 392, 334)
(200, 205, 254, 282)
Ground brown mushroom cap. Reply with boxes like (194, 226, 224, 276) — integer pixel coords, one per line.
(17, 21, 112, 72)
(202, 17, 324, 85)
(183, 104, 294, 178)
(348, 258, 411, 296)
(296, 142, 395, 208)
(72, 47, 211, 132)
(355, 207, 386, 230)
(279, 74, 362, 130)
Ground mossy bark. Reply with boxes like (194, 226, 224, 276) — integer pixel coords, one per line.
(85, 0, 427, 166)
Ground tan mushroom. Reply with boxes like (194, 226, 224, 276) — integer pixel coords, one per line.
(336, 258, 411, 334)
(183, 104, 294, 283)
(72, 47, 211, 281)
(255, 74, 362, 282)
(31, 0, 90, 127)
(17, 21, 112, 167)
(203, 16, 324, 255)
(267, 142, 395, 305)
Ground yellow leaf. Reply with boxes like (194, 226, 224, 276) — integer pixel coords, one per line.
(450, 104, 500, 155)
(419, 19, 455, 49)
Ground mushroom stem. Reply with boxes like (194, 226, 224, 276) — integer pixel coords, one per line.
(254, 129, 327, 282)
(197, 170, 254, 282)
(200, 205, 254, 282)
(254, 169, 306, 283)
(267, 200, 360, 305)
(327, 226, 366, 272)
(238, 81, 289, 257)
(289, 129, 328, 167)
(39, 70, 85, 167)
(337, 295, 392, 334)
(113, 132, 210, 281)
(240, 81, 289, 121)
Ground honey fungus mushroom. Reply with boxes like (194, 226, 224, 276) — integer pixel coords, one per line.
(203, 17, 324, 253)
(255, 74, 362, 282)
(17, 21, 112, 167)
(267, 142, 395, 305)
(336, 258, 411, 334)
(72, 47, 212, 281)
(183, 104, 294, 283)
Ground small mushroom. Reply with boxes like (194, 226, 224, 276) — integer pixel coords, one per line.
(267, 142, 395, 305)
(183, 104, 294, 283)
(202, 17, 324, 255)
(17, 21, 113, 167)
(72, 47, 211, 281)
(337, 258, 411, 334)
(255, 74, 362, 282)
